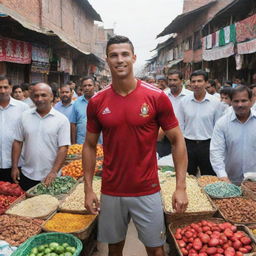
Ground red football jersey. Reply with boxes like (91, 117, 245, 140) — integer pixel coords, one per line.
(87, 80, 178, 196)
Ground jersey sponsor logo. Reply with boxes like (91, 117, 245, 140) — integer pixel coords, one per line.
(102, 107, 111, 115)
(140, 103, 149, 117)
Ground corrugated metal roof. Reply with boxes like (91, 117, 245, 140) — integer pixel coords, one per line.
(157, 1, 216, 38)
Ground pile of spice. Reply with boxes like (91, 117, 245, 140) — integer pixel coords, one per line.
(204, 182, 242, 198)
(44, 213, 97, 233)
(197, 175, 221, 187)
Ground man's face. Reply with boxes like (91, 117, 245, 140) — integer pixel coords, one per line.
(167, 74, 182, 94)
(0, 79, 11, 101)
(106, 43, 136, 79)
(251, 87, 256, 105)
(157, 79, 167, 90)
(32, 86, 53, 111)
(13, 88, 24, 100)
(190, 75, 207, 95)
(206, 83, 215, 95)
(220, 93, 231, 106)
(82, 79, 95, 98)
(76, 86, 83, 96)
(231, 91, 252, 118)
(60, 86, 72, 104)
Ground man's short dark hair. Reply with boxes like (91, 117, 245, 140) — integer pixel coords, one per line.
(190, 70, 208, 82)
(230, 85, 252, 100)
(0, 75, 10, 84)
(220, 86, 233, 98)
(67, 81, 75, 85)
(167, 70, 183, 80)
(224, 81, 232, 86)
(250, 84, 256, 90)
(12, 85, 22, 93)
(106, 35, 134, 56)
(208, 79, 216, 88)
(81, 76, 95, 85)
(20, 82, 30, 91)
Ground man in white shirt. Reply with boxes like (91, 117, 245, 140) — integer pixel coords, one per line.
(0, 76, 29, 182)
(179, 70, 225, 176)
(210, 86, 256, 185)
(12, 83, 70, 190)
(157, 71, 192, 157)
(206, 79, 220, 99)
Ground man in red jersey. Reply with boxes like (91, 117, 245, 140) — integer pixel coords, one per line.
(83, 35, 188, 256)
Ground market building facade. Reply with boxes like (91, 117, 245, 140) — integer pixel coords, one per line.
(0, 0, 110, 85)
(146, 0, 256, 83)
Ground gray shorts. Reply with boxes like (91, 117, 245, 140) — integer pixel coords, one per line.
(98, 192, 166, 247)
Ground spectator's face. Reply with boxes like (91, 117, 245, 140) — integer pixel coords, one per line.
(232, 91, 252, 118)
(252, 87, 256, 105)
(220, 93, 231, 106)
(76, 86, 83, 96)
(190, 75, 207, 95)
(206, 83, 216, 95)
(167, 74, 182, 94)
(82, 79, 95, 98)
(0, 79, 11, 101)
(60, 86, 72, 104)
(157, 79, 166, 90)
(32, 86, 53, 111)
(13, 88, 24, 100)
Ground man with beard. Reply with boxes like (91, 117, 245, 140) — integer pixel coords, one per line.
(54, 84, 74, 120)
(179, 70, 225, 176)
(0, 75, 28, 182)
(11, 83, 70, 190)
(70, 76, 95, 144)
(210, 86, 256, 184)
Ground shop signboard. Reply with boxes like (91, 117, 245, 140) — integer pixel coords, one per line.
(0, 38, 32, 64)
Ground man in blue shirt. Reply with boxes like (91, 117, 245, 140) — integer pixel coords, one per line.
(70, 76, 95, 144)
(54, 84, 74, 120)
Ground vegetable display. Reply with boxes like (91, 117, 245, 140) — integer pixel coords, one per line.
(198, 176, 222, 187)
(0, 195, 18, 214)
(44, 213, 97, 233)
(59, 179, 101, 212)
(204, 182, 242, 198)
(28, 242, 76, 256)
(214, 198, 256, 223)
(174, 220, 253, 256)
(62, 159, 103, 179)
(0, 181, 24, 196)
(6, 195, 59, 218)
(67, 144, 83, 155)
(0, 215, 43, 246)
(160, 174, 214, 212)
(29, 176, 76, 196)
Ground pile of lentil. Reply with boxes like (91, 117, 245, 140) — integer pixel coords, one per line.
(204, 182, 242, 198)
(214, 197, 256, 223)
(44, 213, 97, 233)
(243, 181, 256, 192)
(197, 175, 221, 187)
(160, 174, 214, 212)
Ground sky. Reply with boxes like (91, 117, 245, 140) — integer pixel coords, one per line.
(89, 0, 183, 72)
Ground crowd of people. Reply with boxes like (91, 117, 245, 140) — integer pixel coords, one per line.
(1, 34, 256, 256)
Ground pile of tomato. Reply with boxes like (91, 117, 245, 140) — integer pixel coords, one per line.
(174, 220, 252, 256)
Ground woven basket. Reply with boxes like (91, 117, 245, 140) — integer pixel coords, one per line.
(11, 232, 83, 256)
(42, 214, 97, 240)
(241, 181, 256, 201)
(164, 181, 217, 224)
(26, 178, 78, 199)
(169, 217, 256, 256)
(212, 197, 256, 225)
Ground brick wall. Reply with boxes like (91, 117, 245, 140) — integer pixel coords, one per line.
(0, 0, 40, 26)
(183, 0, 213, 13)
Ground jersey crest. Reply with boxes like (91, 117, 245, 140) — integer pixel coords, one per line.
(140, 103, 149, 117)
